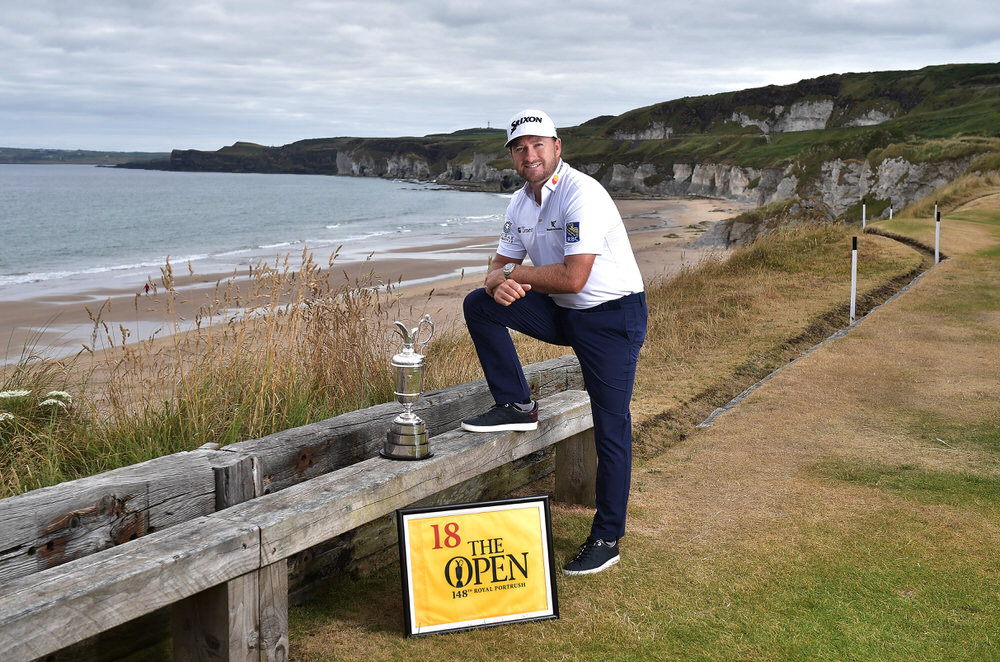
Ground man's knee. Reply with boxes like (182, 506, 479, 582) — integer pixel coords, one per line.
(464, 287, 491, 318)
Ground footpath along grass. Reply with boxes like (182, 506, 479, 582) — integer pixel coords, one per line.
(289, 185, 1000, 660)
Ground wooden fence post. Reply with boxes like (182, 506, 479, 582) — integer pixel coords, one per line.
(554, 428, 597, 508)
(172, 454, 289, 661)
(259, 561, 289, 661)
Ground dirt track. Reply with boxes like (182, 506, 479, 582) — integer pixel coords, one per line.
(624, 203, 999, 566)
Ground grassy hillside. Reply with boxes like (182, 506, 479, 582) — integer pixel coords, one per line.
(118, 63, 1000, 211)
(558, 63, 1000, 171)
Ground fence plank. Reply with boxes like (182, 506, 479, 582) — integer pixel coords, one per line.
(0, 517, 260, 662)
(0, 360, 588, 662)
(221, 355, 585, 495)
(0, 451, 218, 584)
(220, 390, 592, 565)
(0, 356, 583, 588)
(286, 448, 555, 603)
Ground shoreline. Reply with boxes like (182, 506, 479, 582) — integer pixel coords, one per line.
(0, 197, 751, 365)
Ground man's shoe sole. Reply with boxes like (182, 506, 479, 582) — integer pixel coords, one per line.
(563, 555, 619, 576)
(461, 421, 538, 432)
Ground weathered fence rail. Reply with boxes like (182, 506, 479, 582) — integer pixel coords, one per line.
(0, 356, 595, 662)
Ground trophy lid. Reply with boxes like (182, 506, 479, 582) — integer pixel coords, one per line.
(391, 315, 433, 366)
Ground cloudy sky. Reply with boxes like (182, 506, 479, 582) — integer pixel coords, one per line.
(2, 0, 997, 152)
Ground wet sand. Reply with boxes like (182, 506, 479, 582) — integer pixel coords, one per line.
(0, 197, 751, 364)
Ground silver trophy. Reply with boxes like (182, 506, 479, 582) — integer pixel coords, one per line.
(381, 314, 435, 460)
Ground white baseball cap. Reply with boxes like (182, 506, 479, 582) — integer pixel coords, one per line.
(505, 109, 558, 148)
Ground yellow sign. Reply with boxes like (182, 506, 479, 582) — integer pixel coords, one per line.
(396, 497, 558, 636)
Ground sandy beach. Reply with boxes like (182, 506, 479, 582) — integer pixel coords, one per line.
(395, 197, 750, 329)
(0, 197, 751, 364)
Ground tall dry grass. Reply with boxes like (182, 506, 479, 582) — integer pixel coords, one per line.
(0, 219, 922, 497)
(1, 248, 484, 496)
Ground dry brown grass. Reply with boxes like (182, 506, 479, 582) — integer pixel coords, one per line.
(2, 249, 454, 494)
(630, 223, 927, 449)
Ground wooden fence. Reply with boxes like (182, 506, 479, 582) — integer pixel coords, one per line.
(0, 356, 596, 661)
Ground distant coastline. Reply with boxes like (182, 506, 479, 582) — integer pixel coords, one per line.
(0, 148, 170, 166)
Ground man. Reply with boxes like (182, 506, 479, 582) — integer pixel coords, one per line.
(461, 109, 648, 575)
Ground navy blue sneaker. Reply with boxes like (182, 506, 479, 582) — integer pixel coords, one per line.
(563, 537, 620, 575)
(461, 402, 538, 432)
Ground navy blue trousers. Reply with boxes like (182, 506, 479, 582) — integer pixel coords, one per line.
(463, 288, 648, 541)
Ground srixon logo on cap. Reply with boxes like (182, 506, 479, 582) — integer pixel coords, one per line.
(511, 115, 544, 131)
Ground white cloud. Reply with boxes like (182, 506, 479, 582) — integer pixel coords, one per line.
(1, 0, 997, 151)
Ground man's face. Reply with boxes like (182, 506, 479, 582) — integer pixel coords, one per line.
(509, 135, 562, 187)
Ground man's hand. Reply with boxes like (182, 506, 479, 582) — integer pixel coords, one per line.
(491, 277, 531, 306)
(485, 265, 531, 305)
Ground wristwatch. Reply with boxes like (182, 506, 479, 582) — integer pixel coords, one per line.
(503, 262, 516, 280)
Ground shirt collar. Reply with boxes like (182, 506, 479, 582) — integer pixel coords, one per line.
(520, 159, 567, 207)
(545, 160, 567, 191)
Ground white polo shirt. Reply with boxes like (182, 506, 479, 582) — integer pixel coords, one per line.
(497, 160, 644, 309)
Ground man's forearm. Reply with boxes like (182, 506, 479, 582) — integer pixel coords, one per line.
(505, 261, 587, 294)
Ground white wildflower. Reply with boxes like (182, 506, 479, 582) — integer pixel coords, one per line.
(0, 389, 31, 399)
(39, 398, 68, 409)
(45, 390, 73, 404)
(0, 412, 14, 422)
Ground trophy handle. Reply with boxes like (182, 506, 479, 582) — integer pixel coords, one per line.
(413, 314, 434, 352)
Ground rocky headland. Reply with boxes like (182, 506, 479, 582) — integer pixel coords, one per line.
(121, 63, 1000, 246)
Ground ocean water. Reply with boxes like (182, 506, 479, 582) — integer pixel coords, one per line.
(0, 164, 510, 294)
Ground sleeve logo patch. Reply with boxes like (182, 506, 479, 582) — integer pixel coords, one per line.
(565, 221, 580, 243)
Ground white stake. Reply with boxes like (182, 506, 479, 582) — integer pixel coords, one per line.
(935, 210, 941, 264)
(862, 199, 867, 229)
(850, 236, 858, 325)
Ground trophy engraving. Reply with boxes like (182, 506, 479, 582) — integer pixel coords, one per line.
(381, 314, 435, 460)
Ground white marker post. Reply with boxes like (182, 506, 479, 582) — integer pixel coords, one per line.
(862, 198, 867, 229)
(889, 199, 893, 220)
(935, 210, 941, 264)
(850, 236, 858, 325)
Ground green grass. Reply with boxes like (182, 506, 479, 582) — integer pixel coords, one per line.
(814, 457, 1000, 515)
(291, 501, 1000, 661)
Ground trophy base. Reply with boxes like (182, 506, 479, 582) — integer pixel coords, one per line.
(380, 447, 434, 461)
(381, 421, 432, 461)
